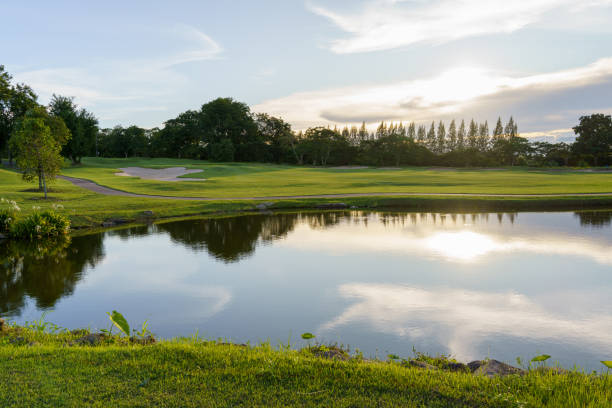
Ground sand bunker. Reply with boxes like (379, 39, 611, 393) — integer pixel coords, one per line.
(115, 167, 204, 182)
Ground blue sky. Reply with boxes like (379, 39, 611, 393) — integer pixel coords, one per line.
(3, 0, 612, 140)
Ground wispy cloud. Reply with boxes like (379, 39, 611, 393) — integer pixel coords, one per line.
(12, 24, 222, 127)
(309, 0, 612, 54)
(254, 57, 612, 131)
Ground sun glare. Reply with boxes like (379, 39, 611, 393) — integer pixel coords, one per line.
(425, 230, 498, 261)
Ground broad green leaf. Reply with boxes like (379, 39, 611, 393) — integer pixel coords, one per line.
(601, 361, 612, 369)
(301, 332, 315, 340)
(107, 310, 130, 337)
(531, 354, 551, 362)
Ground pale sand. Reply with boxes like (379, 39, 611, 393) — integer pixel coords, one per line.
(115, 167, 205, 182)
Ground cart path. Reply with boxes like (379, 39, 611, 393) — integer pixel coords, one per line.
(59, 175, 612, 201)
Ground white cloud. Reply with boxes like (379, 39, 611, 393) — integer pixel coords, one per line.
(254, 57, 612, 130)
(309, 0, 612, 54)
(12, 24, 222, 127)
(319, 283, 612, 361)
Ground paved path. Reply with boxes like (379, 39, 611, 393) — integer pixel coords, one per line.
(59, 175, 612, 201)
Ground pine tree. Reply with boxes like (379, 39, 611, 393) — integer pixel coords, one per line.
(376, 121, 387, 139)
(447, 119, 457, 151)
(397, 121, 406, 137)
(478, 121, 489, 151)
(417, 125, 426, 143)
(407, 122, 416, 141)
(436, 121, 446, 153)
(457, 119, 466, 149)
(358, 121, 368, 142)
(504, 116, 517, 138)
(426, 121, 436, 151)
(341, 126, 349, 139)
(468, 119, 478, 149)
(493, 117, 504, 142)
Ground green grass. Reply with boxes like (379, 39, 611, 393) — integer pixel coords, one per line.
(60, 157, 612, 198)
(2, 158, 612, 230)
(1, 326, 610, 407)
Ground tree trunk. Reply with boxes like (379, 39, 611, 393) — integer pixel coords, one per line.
(42, 169, 48, 199)
(38, 167, 43, 191)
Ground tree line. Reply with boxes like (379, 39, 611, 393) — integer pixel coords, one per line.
(2, 64, 611, 176)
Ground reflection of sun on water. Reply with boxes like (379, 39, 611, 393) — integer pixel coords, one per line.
(425, 231, 498, 261)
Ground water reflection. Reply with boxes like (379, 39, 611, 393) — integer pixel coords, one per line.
(1, 209, 611, 370)
(0, 234, 104, 316)
(319, 283, 612, 362)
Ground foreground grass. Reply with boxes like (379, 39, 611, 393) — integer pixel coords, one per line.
(61, 157, 612, 198)
(1, 327, 610, 407)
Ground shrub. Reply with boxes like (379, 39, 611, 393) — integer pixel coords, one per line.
(10, 210, 70, 240)
(0, 198, 20, 233)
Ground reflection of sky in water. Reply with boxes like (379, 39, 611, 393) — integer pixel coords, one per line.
(6, 211, 612, 371)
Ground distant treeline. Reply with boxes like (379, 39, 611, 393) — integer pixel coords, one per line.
(1, 65, 611, 167)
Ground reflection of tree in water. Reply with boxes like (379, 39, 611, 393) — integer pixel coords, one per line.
(154, 211, 530, 262)
(0, 233, 105, 318)
(574, 211, 612, 228)
(155, 212, 349, 263)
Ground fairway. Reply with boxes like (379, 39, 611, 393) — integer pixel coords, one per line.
(60, 157, 612, 198)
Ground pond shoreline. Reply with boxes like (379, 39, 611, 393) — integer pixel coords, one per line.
(1, 322, 610, 407)
(69, 195, 612, 234)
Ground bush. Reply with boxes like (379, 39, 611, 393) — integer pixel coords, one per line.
(0, 198, 20, 233)
(10, 210, 70, 240)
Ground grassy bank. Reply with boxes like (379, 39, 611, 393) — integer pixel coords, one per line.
(2, 166, 612, 231)
(1, 324, 610, 407)
(60, 157, 612, 198)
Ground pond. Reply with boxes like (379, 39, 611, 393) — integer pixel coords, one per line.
(1, 210, 611, 371)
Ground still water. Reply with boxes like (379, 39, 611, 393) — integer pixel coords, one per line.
(1, 210, 611, 371)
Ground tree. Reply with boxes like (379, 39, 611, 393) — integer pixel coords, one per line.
(0, 66, 38, 163)
(457, 120, 466, 149)
(255, 113, 295, 163)
(436, 121, 446, 154)
(478, 121, 489, 151)
(9, 112, 69, 198)
(467, 119, 478, 149)
(417, 125, 426, 144)
(199, 98, 262, 162)
(493, 117, 504, 142)
(426, 122, 436, 151)
(49, 95, 98, 164)
(504, 116, 517, 138)
(447, 120, 457, 151)
(572, 114, 612, 166)
(407, 122, 416, 141)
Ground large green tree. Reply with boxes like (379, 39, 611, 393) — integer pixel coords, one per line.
(49, 95, 98, 164)
(9, 109, 70, 198)
(572, 114, 612, 166)
(199, 98, 262, 162)
(0, 65, 38, 162)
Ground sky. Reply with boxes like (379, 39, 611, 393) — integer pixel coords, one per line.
(3, 0, 612, 141)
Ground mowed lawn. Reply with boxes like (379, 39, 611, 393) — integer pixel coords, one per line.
(60, 157, 612, 198)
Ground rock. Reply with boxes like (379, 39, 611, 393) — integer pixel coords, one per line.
(255, 202, 275, 210)
(141, 210, 154, 216)
(316, 203, 348, 209)
(101, 221, 115, 227)
(72, 333, 107, 346)
(9, 336, 26, 345)
(350, 206, 358, 209)
(311, 346, 350, 361)
(129, 335, 156, 345)
(445, 362, 468, 372)
(28, 341, 40, 347)
(407, 359, 438, 370)
(468, 360, 524, 377)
